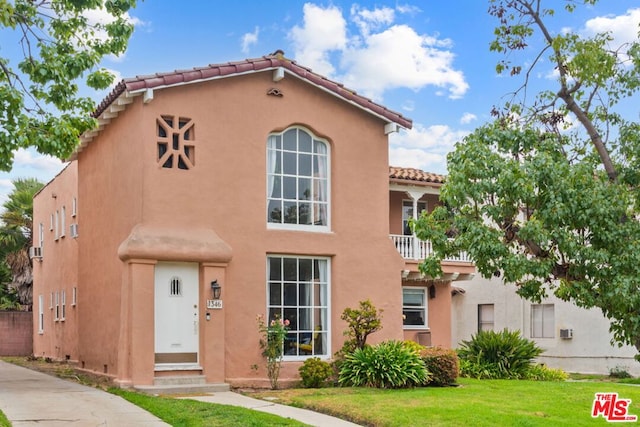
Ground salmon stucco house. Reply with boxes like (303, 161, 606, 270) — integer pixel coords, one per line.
(31, 51, 474, 390)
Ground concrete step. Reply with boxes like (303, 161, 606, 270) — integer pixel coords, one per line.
(153, 375, 207, 386)
(135, 382, 230, 395)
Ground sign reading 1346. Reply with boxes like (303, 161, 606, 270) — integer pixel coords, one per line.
(206, 300, 223, 309)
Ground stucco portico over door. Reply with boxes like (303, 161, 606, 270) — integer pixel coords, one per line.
(116, 224, 232, 387)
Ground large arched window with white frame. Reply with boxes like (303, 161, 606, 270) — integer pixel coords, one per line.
(267, 127, 329, 230)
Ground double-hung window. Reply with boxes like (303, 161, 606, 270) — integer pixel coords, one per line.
(267, 256, 329, 359)
(267, 127, 329, 231)
(402, 287, 427, 328)
(531, 304, 554, 338)
(38, 295, 44, 334)
(478, 304, 494, 332)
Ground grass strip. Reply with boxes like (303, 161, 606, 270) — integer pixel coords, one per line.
(109, 388, 308, 427)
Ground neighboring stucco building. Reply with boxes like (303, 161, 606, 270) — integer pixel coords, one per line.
(31, 52, 474, 390)
(451, 275, 640, 376)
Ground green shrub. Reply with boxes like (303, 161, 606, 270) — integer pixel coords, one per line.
(340, 300, 383, 350)
(331, 339, 358, 379)
(459, 359, 501, 379)
(403, 340, 425, 355)
(609, 366, 632, 379)
(524, 364, 568, 381)
(457, 329, 543, 379)
(420, 347, 459, 386)
(333, 300, 383, 378)
(339, 340, 430, 388)
(299, 357, 333, 388)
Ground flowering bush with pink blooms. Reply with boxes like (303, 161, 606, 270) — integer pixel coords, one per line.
(257, 314, 290, 389)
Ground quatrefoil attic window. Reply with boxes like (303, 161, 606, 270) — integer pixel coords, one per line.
(157, 115, 195, 169)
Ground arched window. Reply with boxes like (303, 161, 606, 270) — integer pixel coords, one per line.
(267, 127, 329, 230)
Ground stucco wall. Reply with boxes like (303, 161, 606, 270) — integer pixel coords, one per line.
(69, 69, 407, 387)
(32, 163, 79, 361)
(451, 275, 640, 376)
(0, 311, 33, 356)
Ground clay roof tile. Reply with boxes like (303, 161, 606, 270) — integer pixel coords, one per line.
(87, 51, 412, 142)
(389, 166, 445, 184)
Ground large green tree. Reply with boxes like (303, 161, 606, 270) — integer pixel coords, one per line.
(0, 178, 44, 309)
(415, 1, 640, 355)
(0, 0, 137, 171)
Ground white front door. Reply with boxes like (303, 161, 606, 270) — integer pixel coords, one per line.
(154, 262, 199, 366)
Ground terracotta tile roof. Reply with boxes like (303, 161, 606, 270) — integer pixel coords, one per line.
(92, 50, 412, 129)
(389, 166, 445, 184)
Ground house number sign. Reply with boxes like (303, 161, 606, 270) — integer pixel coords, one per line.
(206, 299, 223, 309)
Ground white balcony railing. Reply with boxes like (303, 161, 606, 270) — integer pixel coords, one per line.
(390, 234, 471, 263)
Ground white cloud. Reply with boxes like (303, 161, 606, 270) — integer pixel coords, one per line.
(583, 8, 640, 48)
(288, 4, 468, 101)
(13, 149, 65, 175)
(289, 3, 347, 77)
(401, 100, 415, 112)
(351, 5, 395, 36)
(80, 7, 147, 62)
(342, 25, 467, 100)
(82, 7, 144, 29)
(389, 147, 446, 174)
(0, 150, 65, 212)
(460, 112, 477, 124)
(396, 4, 421, 16)
(105, 68, 123, 89)
(389, 124, 469, 174)
(0, 179, 13, 210)
(241, 27, 260, 54)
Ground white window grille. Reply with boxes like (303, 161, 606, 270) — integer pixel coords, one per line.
(267, 256, 330, 360)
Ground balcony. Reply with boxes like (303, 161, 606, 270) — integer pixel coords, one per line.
(390, 234, 471, 263)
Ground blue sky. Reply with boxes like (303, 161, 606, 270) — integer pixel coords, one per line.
(1, 1, 639, 205)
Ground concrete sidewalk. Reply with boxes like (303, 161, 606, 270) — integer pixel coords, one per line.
(0, 361, 361, 426)
(0, 360, 169, 426)
(182, 392, 361, 426)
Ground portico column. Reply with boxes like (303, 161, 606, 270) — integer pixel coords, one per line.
(405, 189, 428, 259)
(116, 258, 157, 387)
(201, 262, 227, 383)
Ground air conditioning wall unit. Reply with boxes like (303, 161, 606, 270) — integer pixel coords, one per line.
(29, 246, 43, 259)
(559, 328, 573, 339)
(70, 223, 79, 238)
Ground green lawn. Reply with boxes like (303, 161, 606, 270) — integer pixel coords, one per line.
(109, 388, 307, 427)
(5, 356, 640, 427)
(251, 378, 640, 426)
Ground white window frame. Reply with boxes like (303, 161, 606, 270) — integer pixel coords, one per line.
(72, 286, 77, 306)
(402, 287, 428, 329)
(60, 290, 66, 321)
(402, 200, 427, 236)
(531, 303, 554, 338)
(38, 223, 44, 254)
(60, 206, 66, 238)
(38, 295, 44, 334)
(72, 197, 77, 217)
(267, 127, 331, 233)
(478, 304, 495, 332)
(266, 255, 331, 361)
(54, 210, 59, 241)
(54, 291, 60, 321)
